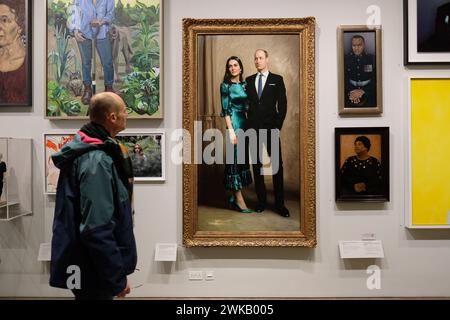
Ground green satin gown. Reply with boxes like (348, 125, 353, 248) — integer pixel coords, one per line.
(220, 82, 253, 191)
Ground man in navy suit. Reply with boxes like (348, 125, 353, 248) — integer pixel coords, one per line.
(245, 49, 289, 217)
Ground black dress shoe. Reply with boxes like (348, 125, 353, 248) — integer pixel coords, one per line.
(255, 203, 266, 213)
(276, 206, 290, 217)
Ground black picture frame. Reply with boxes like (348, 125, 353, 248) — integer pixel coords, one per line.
(404, 0, 450, 65)
(335, 127, 390, 202)
(0, 0, 32, 107)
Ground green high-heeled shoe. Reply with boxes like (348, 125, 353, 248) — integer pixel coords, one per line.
(228, 196, 253, 213)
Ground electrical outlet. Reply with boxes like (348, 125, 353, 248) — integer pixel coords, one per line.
(188, 270, 203, 280)
(205, 271, 215, 281)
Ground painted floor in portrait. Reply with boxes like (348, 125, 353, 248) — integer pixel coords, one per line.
(198, 192, 300, 232)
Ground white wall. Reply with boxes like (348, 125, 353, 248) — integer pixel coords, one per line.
(1, 0, 450, 298)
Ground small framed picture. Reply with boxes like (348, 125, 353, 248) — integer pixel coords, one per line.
(44, 133, 76, 194)
(116, 131, 165, 182)
(335, 127, 389, 202)
(404, 0, 450, 65)
(338, 25, 382, 115)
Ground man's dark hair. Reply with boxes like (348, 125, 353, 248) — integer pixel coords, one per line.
(223, 56, 244, 83)
(89, 93, 120, 123)
(351, 35, 366, 43)
(355, 135, 371, 151)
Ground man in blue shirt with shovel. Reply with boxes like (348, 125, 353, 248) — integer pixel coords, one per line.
(68, 0, 115, 106)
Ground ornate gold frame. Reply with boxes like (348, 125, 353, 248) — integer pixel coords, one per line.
(182, 18, 316, 247)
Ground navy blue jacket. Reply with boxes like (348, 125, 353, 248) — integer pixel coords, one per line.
(49, 133, 137, 296)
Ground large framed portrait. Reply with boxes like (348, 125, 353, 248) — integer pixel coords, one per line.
(44, 133, 76, 194)
(0, 0, 32, 107)
(406, 77, 450, 228)
(182, 18, 316, 247)
(46, 0, 163, 119)
(335, 127, 389, 202)
(116, 131, 165, 182)
(338, 25, 382, 115)
(404, 0, 450, 65)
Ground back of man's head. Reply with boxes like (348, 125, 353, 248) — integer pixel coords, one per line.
(89, 92, 121, 124)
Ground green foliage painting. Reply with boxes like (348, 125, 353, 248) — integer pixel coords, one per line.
(46, 0, 162, 118)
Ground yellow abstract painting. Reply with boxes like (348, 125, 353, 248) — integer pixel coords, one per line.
(411, 78, 450, 226)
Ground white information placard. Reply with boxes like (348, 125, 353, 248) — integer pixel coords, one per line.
(38, 243, 52, 261)
(155, 243, 177, 261)
(339, 240, 384, 259)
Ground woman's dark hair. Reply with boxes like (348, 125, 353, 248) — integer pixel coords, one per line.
(223, 56, 244, 83)
(1, 0, 26, 33)
(355, 135, 371, 151)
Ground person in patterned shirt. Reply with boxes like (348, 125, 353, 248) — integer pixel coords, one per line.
(340, 136, 382, 195)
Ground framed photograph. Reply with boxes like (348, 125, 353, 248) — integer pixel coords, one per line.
(116, 131, 165, 181)
(46, 0, 163, 119)
(335, 127, 389, 202)
(404, 0, 450, 65)
(44, 133, 76, 194)
(406, 77, 450, 228)
(0, 0, 32, 107)
(182, 18, 316, 247)
(338, 25, 382, 115)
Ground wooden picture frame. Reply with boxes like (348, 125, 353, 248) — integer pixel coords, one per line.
(0, 0, 32, 107)
(45, 0, 163, 119)
(406, 77, 450, 228)
(182, 18, 316, 247)
(404, 0, 450, 65)
(335, 127, 390, 202)
(338, 25, 382, 115)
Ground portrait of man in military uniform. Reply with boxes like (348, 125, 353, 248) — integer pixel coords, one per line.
(344, 33, 376, 108)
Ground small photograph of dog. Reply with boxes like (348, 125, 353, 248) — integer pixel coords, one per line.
(109, 24, 133, 82)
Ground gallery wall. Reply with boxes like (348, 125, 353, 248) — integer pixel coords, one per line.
(1, 0, 450, 298)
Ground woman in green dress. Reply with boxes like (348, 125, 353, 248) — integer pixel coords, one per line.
(220, 56, 253, 213)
